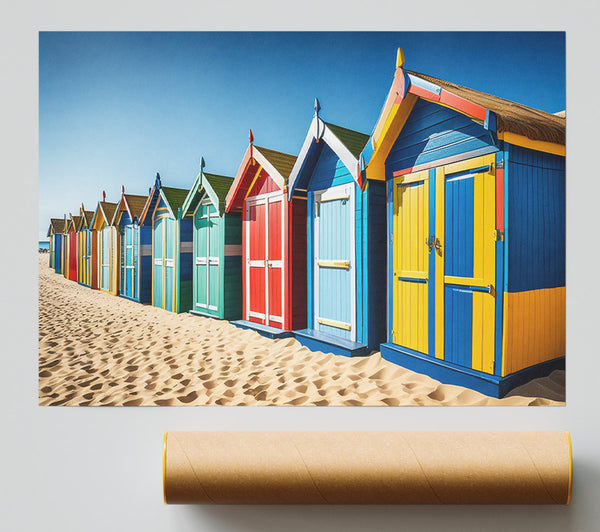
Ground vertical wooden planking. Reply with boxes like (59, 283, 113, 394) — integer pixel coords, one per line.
(435, 167, 445, 360)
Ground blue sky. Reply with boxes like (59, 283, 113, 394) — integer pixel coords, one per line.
(39, 31, 565, 240)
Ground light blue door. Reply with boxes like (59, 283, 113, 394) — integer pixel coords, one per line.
(314, 183, 355, 341)
(153, 217, 164, 308)
(101, 226, 111, 291)
(120, 225, 138, 299)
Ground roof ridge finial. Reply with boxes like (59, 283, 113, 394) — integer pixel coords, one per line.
(249, 129, 254, 164)
(396, 47, 405, 69)
(156, 172, 161, 188)
(122, 185, 125, 195)
(200, 156, 205, 172)
(314, 97, 322, 143)
(102, 190, 106, 202)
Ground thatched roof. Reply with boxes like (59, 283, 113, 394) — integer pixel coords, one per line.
(407, 70, 565, 145)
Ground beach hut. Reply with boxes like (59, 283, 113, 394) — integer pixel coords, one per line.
(286, 103, 387, 356)
(66, 213, 81, 282)
(181, 159, 242, 320)
(76, 205, 98, 289)
(113, 186, 153, 303)
(139, 173, 193, 313)
(361, 49, 565, 397)
(46, 218, 65, 273)
(225, 133, 307, 338)
(90, 193, 119, 295)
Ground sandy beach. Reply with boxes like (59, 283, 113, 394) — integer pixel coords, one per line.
(38, 254, 565, 406)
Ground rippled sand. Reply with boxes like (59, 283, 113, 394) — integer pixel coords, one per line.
(38, 255, 565, 406)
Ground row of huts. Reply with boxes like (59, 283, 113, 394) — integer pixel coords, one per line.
(46, 50, 566, 398)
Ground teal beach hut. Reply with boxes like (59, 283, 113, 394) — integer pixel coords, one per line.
(47, 218, 65, 273)
(182, 159, 242, 320)
(139, 174, 193, 313)
(113, 186, 153, 304)
(287, 102, 387, 357)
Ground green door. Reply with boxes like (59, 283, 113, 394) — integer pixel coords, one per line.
(194, 200, 221, 316)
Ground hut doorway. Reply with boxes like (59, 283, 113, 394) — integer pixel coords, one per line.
(120, 224, 139, 300)
(392, 153, 497, 374)
(245, 190, 285, 329)
(193, 198, 222, 315)
(312, 183, 356, 342)
(153, 216, 176, 310)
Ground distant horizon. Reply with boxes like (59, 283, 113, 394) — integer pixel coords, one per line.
(39, 31, 566, 241)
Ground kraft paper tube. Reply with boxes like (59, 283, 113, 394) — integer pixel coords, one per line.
(163, 432, 572, 505)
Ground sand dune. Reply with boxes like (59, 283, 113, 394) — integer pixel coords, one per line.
(38, 255, 565, 406)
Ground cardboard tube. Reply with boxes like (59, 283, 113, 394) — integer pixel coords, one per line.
(163, 431, 572, 505)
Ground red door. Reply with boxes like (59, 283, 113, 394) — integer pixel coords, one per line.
(245, 191, 285, 329)
(69, 232, 78, 281)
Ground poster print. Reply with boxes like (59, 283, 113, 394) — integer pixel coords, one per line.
(39, 32, 565, 406)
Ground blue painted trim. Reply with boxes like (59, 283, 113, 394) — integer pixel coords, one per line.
(360, 182, 367, 346)
(294, 328, 369, 357)
(231, 320, 294, 339)
(503, 148, 509, 292)
(380, 342, 565, 398)
(484, 110, 497, 133)
(428, 167, 436, 357)
(494, 150, 505, 377)
(387, 179, 394, 343)
(407, 73, 441, 95)
(306, 191, 314, 330)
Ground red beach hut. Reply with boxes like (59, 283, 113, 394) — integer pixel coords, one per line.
(225, 133, 307, 338)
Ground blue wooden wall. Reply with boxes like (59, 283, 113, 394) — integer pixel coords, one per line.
(385, 98, 496, 177)
(505, 145, 566, 293)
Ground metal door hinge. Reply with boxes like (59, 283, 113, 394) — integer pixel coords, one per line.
(488, 284, 496, 298)
(495, 230, 504, 241)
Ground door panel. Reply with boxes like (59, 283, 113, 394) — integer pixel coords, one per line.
(393, 171, 429, 354)
(267, 197, 283, 326)
(436, 154, 496, 374)
(314, 184, 354, 341)
(195, 202, 221, 313)
(392, 154, 496, 374)
(246, 199, 267, 322)
(153, 217, 164, 307)
(165, 218, 174, 311)
(101, 227, 111, 291)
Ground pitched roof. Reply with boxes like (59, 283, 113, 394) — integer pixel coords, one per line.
(47, 218, 65, 236)
(123, 194, 150, 221)
(99, 202, 118, 226)
(324, 122, 370, 158)
(203, 173, 234, 213)
(81, 210, 95, 227)
(254, 146, 297, 183)
(70, 215, 82, 232)
(161, 186, 190, 217)
(406, 69, 565, 145)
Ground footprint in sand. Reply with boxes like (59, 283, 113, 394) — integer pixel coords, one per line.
(177, 391, 198, 404)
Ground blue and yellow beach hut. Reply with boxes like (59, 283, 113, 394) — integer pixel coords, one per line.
(47, 218, 65, 273)
(139, 173, 193, 313)
(361, 49, 565, 397)
(90, 193, 119, 295)
(76, 205, 98, 289)
(113, 186, 153, 303)
(182, 159, 242, 320)
(287, 102, 387, 356)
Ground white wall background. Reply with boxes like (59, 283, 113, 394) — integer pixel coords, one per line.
(2, 1, 599, 530)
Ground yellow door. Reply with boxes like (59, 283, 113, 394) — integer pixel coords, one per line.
(435, 154, 496, 374)
(392, 170, 429, 354)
